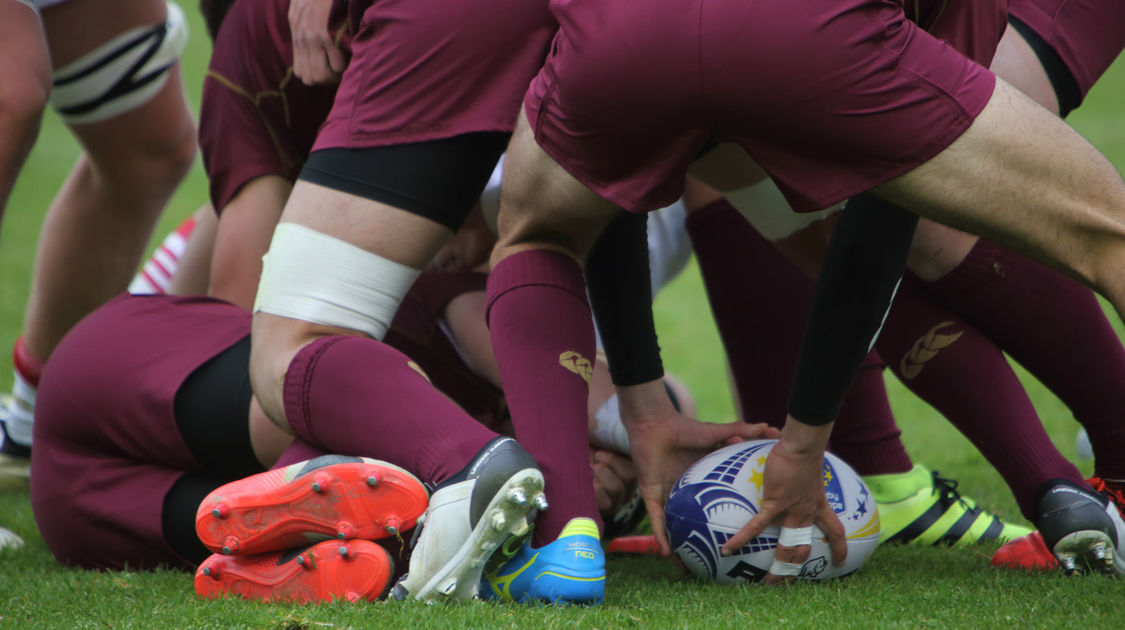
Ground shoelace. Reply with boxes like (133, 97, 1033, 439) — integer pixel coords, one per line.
(1087, 477, 1125, 515)
(930, 471, 973, 511)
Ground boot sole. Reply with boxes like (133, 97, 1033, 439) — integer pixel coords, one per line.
(195, 539, 393, 603)
(196, 459, 428, 555)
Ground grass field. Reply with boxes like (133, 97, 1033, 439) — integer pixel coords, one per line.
(2, 9, 1125, 629)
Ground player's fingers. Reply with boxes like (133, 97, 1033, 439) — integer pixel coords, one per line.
(325, 39, 347, 75)
(645, 496, 672, 556)
(817, 505, 848, 567)
(600, 449, 637, 480)
(765, 526, 813, 586)
(302, 35, 341, 84)
(593, 460, 626, 507)
(696, 420, 764, 449)
(723, 505, 774, 555)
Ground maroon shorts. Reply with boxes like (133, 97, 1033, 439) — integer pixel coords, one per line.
(915, 0, 1008, 68)
(30, 294, 251, 570)
(311, 0, 554, 151)
(1009, 0, 1124, 99)
(199, 0, 348, 212)
(528, 0, 998, 214)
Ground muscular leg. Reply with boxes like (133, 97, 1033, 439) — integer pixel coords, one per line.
(487, 114, 619, 543)
(21, 0, 196, 363)
(875, 77, 1125, 320)
(249, 181, 451, 427)
(0, 1, 50, 233)
(908, 23, 1059, 283)
(876, 275, 1086, 521)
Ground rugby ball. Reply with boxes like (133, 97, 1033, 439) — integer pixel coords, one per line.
(665, 440, 879, 583)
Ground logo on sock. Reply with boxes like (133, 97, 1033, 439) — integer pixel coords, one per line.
(558, 351, 593, 383)
(406, 361, 431, 383)
(900, 321, 963, 380)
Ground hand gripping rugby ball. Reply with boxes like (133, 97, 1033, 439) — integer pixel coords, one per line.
(665, 440, 880, 583)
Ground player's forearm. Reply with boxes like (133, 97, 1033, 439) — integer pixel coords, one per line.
(786, 192, 918, 425)
(586, 210, 665, 386)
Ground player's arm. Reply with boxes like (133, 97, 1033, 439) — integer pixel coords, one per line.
(586, 211, 779, 553)
(209, 176, 294, 309)
(584, 210, 664, 387)
(728, 192, 918, 582)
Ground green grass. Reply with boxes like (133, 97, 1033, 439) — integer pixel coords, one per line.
(3, 10, 1125, 629)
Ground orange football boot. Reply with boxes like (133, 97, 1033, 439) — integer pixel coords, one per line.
(195, 539, 393, 603)
(196, 455, 428, 555)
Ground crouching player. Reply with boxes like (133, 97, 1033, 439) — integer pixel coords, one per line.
(30, 292, 547, 603)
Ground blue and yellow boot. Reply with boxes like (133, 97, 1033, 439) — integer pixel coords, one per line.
(865, 465, 1031, 546)
(480, 517, 605, 605)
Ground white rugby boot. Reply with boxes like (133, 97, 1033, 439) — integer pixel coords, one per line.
(390, 437, 546, 603)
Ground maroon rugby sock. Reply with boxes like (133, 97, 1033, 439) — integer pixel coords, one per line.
(487, 249, 601, 544)
(271, 439, 330, 469)
(684, 198, 911, 475)
(826, 354, 913, 476)
(877, 275, 1084, 519)
(685, 199, 800, 426)
(283, 336, 495, 486)
(928, 239, 1125, 479)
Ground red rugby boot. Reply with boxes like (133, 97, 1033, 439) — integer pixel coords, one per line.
(195, 539, 393, 603)
(991, 531, 1058, 572)
(196, 455, 428, 555)
(606, 535, 661, 556)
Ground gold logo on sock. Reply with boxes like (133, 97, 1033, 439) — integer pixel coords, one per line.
(558, 351, 593, 383)
(900, 321, 963, 380)
(406, 360, 432, 383)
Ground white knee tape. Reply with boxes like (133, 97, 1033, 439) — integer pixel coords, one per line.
(254, 223, 421, 340)
(725, 180, 842, 242)
(50, 1, 188, 125)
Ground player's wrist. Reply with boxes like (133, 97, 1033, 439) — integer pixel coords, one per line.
(775, 414, 833, 458)
(614, 378, 674, 422)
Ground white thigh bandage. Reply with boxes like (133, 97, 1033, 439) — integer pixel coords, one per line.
(254, 223, 421, 340)
(725, 179, 842, 242)
(49, 1, 188, 125)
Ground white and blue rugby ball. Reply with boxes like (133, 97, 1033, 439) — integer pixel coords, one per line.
(665, 440, 879, 583)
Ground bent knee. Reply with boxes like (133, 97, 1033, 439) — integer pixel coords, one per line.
(0, 73, 49, 136)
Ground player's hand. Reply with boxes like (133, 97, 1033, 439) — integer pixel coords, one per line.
(289, 0, 346, 85)
(590, 447, 637, 516)
(617, 379, 779, 557)
(722, 416, 846, 585)
(429, 205, 497, 272)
